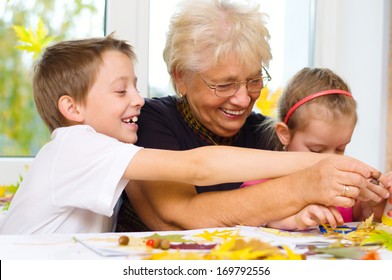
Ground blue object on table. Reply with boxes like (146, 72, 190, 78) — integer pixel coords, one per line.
(319, 224, 357, 234)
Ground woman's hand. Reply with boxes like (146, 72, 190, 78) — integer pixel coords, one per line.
(356, 170, 391, 202)
(301, 156, 391, 208)
(353, 171, 392, 221)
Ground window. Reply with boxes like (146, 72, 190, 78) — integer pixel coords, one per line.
(1, 0, 389, 176)
(0, 0, 105, 157)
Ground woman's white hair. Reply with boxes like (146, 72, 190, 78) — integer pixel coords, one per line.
(163, 0, 272, 92)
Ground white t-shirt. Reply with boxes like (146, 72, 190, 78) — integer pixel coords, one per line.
(0, 125, 142, 234)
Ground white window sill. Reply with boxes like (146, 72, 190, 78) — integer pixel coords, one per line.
(0, 157, 33, 185)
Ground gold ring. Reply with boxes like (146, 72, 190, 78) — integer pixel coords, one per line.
(342, 185, 351, 197)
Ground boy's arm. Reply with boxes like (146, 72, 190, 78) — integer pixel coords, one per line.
(125, 146, 378, 186)
(125, 146, 328, 183)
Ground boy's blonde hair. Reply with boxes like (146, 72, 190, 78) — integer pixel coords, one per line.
(33, 33, 136, 132)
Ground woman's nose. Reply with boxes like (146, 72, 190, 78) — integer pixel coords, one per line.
(230, 83, 252, 106)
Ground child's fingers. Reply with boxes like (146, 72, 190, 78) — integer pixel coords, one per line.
(308, 205, 341, 228)
(297, 216, 318, 230)
(327, 206, 344, 225)
(317, 207, 338, 228)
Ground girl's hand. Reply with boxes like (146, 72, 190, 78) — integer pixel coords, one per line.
(295, 204, 344, 230)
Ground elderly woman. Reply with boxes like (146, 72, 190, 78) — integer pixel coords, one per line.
(116, 0, 389, 232)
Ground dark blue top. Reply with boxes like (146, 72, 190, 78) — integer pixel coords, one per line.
(116, 95, 274, 232)
(135, 95, 274, 193)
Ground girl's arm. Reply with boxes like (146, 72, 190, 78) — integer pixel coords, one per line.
(267, 204, 343, 231)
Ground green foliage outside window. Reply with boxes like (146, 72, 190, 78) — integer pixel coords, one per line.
(0, 0, 104, 156)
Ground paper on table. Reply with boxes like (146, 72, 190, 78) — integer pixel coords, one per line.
(74, 235, 149, 258)
(73, 227, 237, 258)
(236, 226, 337, 249)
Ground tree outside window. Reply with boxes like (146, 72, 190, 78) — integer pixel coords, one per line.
(0, 0, 105, 156)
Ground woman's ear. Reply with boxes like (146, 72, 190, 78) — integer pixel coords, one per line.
(275, 122, 291, 147)
(58, 95, 84, 123)
(173, 69, 187, 97)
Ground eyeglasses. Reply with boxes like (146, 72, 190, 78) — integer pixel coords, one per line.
(198, 67, 271, 98)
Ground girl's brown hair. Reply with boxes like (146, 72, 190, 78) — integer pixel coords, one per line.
(278, 67, 357, 130)
(262, 67, 357, 151)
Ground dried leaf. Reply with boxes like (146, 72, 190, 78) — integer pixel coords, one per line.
(361, 230, 392, 250)
(360, 250, 380, 260)
(312, 247, 366, 259)
(357, 213, 375, 229)
(143, 233, 187, 243)
(193, 229, 240, 241)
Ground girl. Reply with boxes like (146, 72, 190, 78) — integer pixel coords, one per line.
(244, 67, 387, 230)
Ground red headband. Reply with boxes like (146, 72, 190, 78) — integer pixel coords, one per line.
(283, 89, 353, 124)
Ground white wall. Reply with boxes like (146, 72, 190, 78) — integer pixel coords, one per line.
(314, 0, 390, 171)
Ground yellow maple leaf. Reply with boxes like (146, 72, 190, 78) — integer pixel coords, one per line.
(13, 18, 55, 58)
(210, 237, 302, 260)
(193, 229, 240, 242)
(255, 87, 283, 118)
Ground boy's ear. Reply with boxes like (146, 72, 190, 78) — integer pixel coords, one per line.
(58, 95, 84, 123)
(275, 122, 291, 146)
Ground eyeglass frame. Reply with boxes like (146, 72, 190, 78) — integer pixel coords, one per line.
(198, 67, 272, 98)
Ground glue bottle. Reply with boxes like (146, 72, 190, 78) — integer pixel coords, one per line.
(381, 194, 392, 226)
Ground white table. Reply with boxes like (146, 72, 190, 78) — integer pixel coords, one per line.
(1, 225, 392, 260)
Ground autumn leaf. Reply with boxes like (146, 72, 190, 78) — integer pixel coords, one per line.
(13, 18, 55, 58)
(357, 213, 375, 229)
(193, 229, 240, 242)
(210, 237, 303, 260)
(361, 250, 380, 260)
(312, 246, 367, 259)
(255, 87, 282, 117)
(143, 233, 187, 243)
(361, 230, 392, 250)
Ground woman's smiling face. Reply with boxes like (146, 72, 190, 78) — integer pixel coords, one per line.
(179, 54, 261, 137)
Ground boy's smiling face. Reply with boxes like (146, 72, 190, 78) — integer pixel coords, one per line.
(79, 50, 145, 143)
